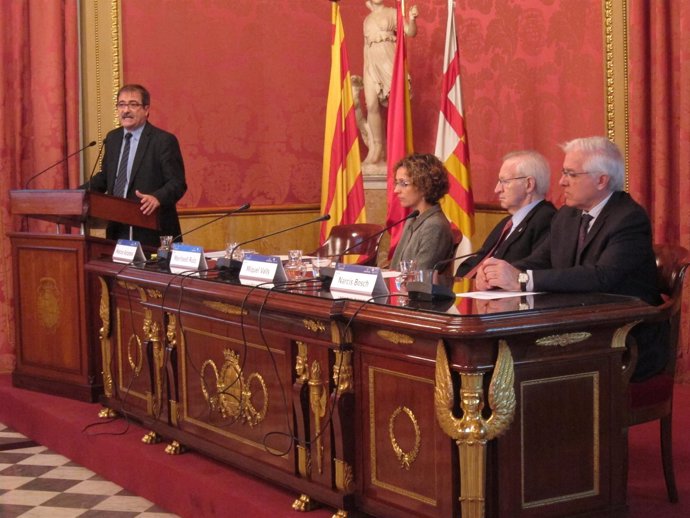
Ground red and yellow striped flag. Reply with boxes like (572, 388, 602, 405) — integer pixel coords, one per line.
(320, 1, 366, 243)
(435, 0, 474, 259)
(385, 0, 414, 258)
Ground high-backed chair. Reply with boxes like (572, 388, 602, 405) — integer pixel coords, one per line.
(626, 243, 689, 503)
(437, 225, 463, 278)
(310, 223, 385, 266)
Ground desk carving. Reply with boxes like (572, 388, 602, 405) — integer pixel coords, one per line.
(435, 340, 516, 518)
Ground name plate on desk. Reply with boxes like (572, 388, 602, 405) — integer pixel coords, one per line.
(112, 239, 145, 264)
(330, 264, 388, 300)
(169, 243, 208, 274)
(239, 254, 287, 287)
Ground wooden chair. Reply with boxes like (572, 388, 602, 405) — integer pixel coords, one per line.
(626, 244, 689, 503)
(310, 223, 385, 266)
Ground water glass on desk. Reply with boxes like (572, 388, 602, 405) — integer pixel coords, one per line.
(311, 255, 332, 277)
(285, 249, 307, 281)
(395, 259, 418, 290)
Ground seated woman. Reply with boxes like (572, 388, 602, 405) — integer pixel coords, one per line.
(389, 153, 455, 272)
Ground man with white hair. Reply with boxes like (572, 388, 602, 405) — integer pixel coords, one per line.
(478, 136, 664, 381)
(456, 150, 555, 277)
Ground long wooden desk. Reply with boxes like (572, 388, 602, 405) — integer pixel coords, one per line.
(84, 258, 659, 518)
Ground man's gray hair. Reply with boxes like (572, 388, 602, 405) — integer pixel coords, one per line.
(502, 150, 551, 197)
(561, 136, 625, 191)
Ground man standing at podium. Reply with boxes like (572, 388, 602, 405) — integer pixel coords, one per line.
(84, 84, 187, 247)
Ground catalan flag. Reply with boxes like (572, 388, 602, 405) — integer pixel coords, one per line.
(385, 0, 414, 258)
(435, 0, 474, 259)
(320, 1, 366, 243)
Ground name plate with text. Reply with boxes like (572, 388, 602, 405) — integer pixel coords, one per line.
(169, 243, 208, 274)
(112, 239, 146, 265)
(330, 264, 388, 300)
(239, 254, 287, 287)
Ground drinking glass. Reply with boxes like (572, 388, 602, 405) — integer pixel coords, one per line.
(285, 249, 306, 281)
(395, 259, 418, 290)
(311, 255, 332, 277)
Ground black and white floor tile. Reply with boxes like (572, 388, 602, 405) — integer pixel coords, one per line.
(0, 422, 178, 518)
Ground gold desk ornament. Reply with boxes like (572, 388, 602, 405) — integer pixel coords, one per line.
(292, 494, 319, 512)
(295, 341, 309, 385)
(377, 329, 414, 345)
(203, 300, 247, 316)
(146, 288, 163, 299)
(303, 318, 326, 334)
(309, 361, 328, 474)
(611, 320, 642, 349)
(334, 458, 354, 493)
(535, 332, 592, 347)
(165, 440, 186, 455)
(332, 510, 348, 518)
(98, 407, 116, 419)
(333, 350, 354, 394)
(98, 276, 114, 397)
(435, 339, 516, 518)
(126, 333, 144, 376)
(388, 406, 421, 470)
(141, 431, 161, 444)
(200, 349, 268, 426)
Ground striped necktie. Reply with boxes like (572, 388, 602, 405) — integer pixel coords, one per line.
(112, 132, 132, 198)
(464, 219, 513, 279)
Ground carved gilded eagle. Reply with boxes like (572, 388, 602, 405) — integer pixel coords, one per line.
(434, 340, 516, 441)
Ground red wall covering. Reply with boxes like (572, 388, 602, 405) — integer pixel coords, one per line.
(121, 0, 605, 209)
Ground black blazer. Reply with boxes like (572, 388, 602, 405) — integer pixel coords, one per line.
(514, 192, 663, 381)
(86, 122, 187, 246)
(456, 200, 556, 277)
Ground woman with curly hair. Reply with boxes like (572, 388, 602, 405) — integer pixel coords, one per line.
(389, 153, 455, 271)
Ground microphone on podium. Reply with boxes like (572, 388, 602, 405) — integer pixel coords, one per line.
(157, 203, 251, 266)
(216, 214, 331, 272)
(406, 251, 480, 302)
(317, 210, 420, 288)
(24, 140, 97, 189)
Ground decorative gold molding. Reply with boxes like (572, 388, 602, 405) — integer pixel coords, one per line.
(333, 350, 354, 394)
(388, 406, 421, 470)
(334, 458, 354, 493)
(98, 276, 113, 397)
(295, 341, 309, 384)
(604, 0, 630, 187)
(303, 318, 326, 334)
(435, 340, 516, 518)
(535, 332, 592, 347)
(376, 330, 414, 345)
(309, 361, 327, 475)
(611, 320, 641, 349)
(203, 300, 247, 316)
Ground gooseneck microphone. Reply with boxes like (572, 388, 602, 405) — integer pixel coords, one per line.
(85, 139, 106, 191)
(171, 203, 251, 243)
(24, 140, 97, 189)
(216, 214, 331, 271)
(407, 251, 481, 302)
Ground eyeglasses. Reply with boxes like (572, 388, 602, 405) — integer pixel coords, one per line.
(496, 176, 527, 186)
(394, 180, 412, 188)
(116, 101, 144, 110)
(561, 168, 591, 179)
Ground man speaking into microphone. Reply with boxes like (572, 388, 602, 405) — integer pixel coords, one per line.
(82, 84, 187, 247)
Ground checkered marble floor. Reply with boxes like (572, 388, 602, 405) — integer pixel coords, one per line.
(0, 423, 179, 518)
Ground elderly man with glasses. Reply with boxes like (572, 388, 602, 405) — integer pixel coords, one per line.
(83, 84, 187, 247)
(478, 136, 664, 381)
(456, 150, 556, 278)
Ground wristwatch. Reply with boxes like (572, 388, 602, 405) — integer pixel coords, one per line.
(518, 271, 529, 292)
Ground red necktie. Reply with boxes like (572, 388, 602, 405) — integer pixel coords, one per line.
(464, 219, 513, 279)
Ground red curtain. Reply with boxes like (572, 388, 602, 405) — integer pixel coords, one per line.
(628, 0, 690, 381)
(0, 0, 80, 372)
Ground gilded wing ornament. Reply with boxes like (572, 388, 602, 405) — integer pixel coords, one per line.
(434, 340, 516, 441)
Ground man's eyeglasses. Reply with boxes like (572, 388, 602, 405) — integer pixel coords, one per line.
(561, 168, 591, 179)
(394, 180, 412, 188)
(116, 101, 144, 110)
(496, 176, 527, 186)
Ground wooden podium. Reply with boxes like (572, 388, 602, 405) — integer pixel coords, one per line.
(8, 190, 158, 401)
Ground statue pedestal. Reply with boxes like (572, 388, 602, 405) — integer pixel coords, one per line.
(362, 162, 387, 190)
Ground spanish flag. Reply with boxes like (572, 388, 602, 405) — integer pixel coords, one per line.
(385, 0, 414, 258)
(320, 1, 366, 243)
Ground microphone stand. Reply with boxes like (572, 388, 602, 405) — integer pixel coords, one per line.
(406, 251, 479, 302)
(216, 214, 331, 275)
(24, 141, 97, 189)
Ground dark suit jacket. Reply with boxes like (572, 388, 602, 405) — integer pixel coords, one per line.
(456, 200, 556, 277)
(514, 192, 664, 381)
(85, 122, 187, 246)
